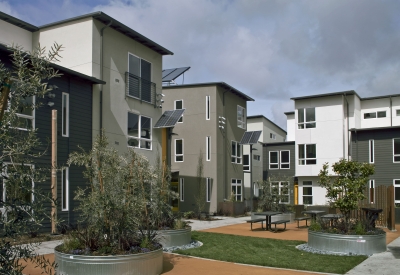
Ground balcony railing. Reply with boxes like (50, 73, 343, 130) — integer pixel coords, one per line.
(125, 72, 156, 105)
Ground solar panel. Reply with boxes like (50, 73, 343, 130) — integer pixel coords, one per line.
(154, 109, 185, 128)
(162, 67, 191, 82)
(240, 131, 262, 145)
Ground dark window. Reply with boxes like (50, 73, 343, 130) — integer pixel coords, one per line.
(280, 150, 290, 169)
(269, 151, 278, 169)
(243, 155, 250, 171)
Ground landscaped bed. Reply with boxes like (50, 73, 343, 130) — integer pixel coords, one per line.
(175, 231, 367, 274)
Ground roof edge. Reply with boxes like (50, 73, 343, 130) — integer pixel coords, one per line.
(0, 11, 38, 32)
(291, 90, 359, 101)
(247, 115, 287, 134)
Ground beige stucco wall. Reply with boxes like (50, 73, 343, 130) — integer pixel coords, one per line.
(0, 20, 33, 51)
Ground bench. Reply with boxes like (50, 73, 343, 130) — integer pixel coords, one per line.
(246, 218, 265, 230)
(270, 220, 290, 232)
(294, 216, 311, 228)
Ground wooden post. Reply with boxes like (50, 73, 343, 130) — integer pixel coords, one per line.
(388, 186, 396, 231)
(51, 110, 57, 234)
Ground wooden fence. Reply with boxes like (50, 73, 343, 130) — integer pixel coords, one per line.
(349, 185, 395, 230)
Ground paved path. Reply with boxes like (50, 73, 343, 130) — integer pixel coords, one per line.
(25, 216, 400, 275)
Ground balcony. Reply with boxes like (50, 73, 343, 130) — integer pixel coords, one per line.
(125, 72, 156, 105)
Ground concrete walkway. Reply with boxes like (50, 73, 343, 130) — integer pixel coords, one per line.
(25, 216, 400, 275)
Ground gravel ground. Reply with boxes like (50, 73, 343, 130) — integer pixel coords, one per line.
(163, 240, 203, 252)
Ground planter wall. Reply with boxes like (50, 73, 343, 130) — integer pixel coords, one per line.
(251, 212, 295, 223)
(55, 248, 163, 275)
(308, 231, 386, 255)
(156, 227, 191, 247)
(218, 201, 245, 216)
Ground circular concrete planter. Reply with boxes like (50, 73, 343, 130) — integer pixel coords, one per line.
(55, 247, 163, 275)
(156, 227, 191, 247)
(308, 230, 386, 255)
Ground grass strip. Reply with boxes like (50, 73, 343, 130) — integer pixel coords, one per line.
(175, 231, 367, 274)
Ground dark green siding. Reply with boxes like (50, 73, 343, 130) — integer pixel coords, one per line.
(263, 142, 295, 180)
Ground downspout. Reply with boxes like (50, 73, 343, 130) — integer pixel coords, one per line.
(344, 93, 350, 160)
(222, 90, 228, 200)
(100, 20, 112, 135)
(390, 96, 392, 126)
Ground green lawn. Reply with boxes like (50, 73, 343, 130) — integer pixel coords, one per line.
(175, 231, 367, 274)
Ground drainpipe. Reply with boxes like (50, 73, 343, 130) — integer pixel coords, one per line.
(344, 94, 350, 160)
(222, 90, 228, 200)
(100, 20, 112, 135)
(390, 96, 392, 127)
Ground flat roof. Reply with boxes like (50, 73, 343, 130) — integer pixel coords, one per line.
(0, 44, 105, 84)
(0, 11, 38, 32)
(291, 90, 358, 101)
(247, 115, 287, 134)
(39, 11, 173, 56)
(284, 111, 294, 115)
(163, 82, 254, 101)
(361, 93, 400, 101)
(262, 141, 295, 146)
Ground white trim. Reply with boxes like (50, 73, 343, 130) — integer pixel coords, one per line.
(369, 139, 374, 163)
(394, 179, 400, 204)
(363, 110, 387, 119)
(369, 179, 375, 204)
(231, 141, 242, 164)
(394, 138, 400, 163)
(280, 150, 290, 169)
(269, 151, 279, 169)
(206, 177, 211, 202)
(180, 178, 184, 202)
(61, 167, 69, 211)
(62, 92, 69, 137)
(15, 96, 35, 131)
(298, 144, 317, 165)
(206, 95, 210, 120)
(298, 107, 316, 129)
(302, 181, 313, 205)
(127, 112, 152, 150)
(237, 105, 246, 129)
(243, 154, 250, 172)
(206, 136, 211, 161)
(175, 139, 184, 162)
(231, 178, 242, 201)
(174, 99, 184, 123)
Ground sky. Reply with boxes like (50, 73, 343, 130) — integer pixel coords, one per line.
(1, 0, 400, 130)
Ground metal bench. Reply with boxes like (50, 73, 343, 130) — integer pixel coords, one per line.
(294, 216, 311, 228)
(270, 219, 290, 232)
(246, 218, 265, 230)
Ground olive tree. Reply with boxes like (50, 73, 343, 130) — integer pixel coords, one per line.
(318, 159, 374, 232)
(0, 44, 62, 275)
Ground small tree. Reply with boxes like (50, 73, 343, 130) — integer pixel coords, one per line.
(318, 159, 374, 232)
(258, 175, 293, 212)
(194, 149, 206, 218)
(0, 44, 62, 274)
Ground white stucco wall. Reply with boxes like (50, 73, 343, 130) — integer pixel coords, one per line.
(298, 176, 328, 205)
(360, 98, 391, 128)
(391, 96, 400, 126)
(286, 113, 295, 141)
(0, 20, 32, 51)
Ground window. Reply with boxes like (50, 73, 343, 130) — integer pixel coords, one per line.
(128, 53, 152, 103)
(15, 96, 35, 130)
(127, 113, 152, 150)
(303, 181, 313, 204)
(253, 155, 260, 161)
(231, 141, 242, 163)
(231, 179, 242, 201)
(369, 179, 375, 204)
(206, 178, 211, 202)
(243, 155, 250, 171)
(62, 93, 69, 137)
(206, 136, 211, 161)
(280, 150, 290, 169)
(369, 140, 374, 163)
(397, 109, 400, 116)
(206, 96, 210, 120)
(175, 139, 184, 162)
(270, 133, 276, 140)
(298, 144, 316, 165)
(395, 180, 400, 204)
(175, 100, 183, 123)
(364, 111, 387, 119)
(62, 168, 69, 211)
(237, 105, 246, 129)
(394, 139, 400, 162)
(269, 151, 278, 169)
(298, 108, 316, 129)
(271, 181, 289, 203)
(180, 178, 184, 202)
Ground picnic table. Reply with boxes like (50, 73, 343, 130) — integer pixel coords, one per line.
(254, 211, 282, 230)
(321, 213, 343, 226)
(302, 210, 325, 221)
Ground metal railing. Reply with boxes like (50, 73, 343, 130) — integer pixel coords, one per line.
(125, 72, 156, 105)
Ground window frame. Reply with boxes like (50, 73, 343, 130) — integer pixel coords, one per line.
(394, 179, 400, 204)
(206, 136, 211, 161)
(298, 144, 317, 165)
(369, 139, 374, 163)
(61, 167, 69, 211)
(175, 139, 184, 162)
(253, 154, 261, 161)
(231, 179, 242, 201)
(206, 95, 210, 120)
(243, 154, 250, 171)
(231, 141, 242, 164)
(127, 112, 152, 150)
(175, 99, 183, 123)
(280, 150, 290, 169)
(270, 133, 276, 140)
(298, 107, 316, 129)
(206, 177, 211, 202)
(363, 110, 387, 119)
(180, 178, 184, 202)
(127, 52, 152, 102)
(14, 95, 36, 131)
(62, 92, 69, 137)
(394, 138, 400, 163)
(396, 109, 400, 116)
(237, 105, 246, 129)
(271, 181, 290, 204)
(302, 181, 313, 205)
(369, 179, 375, 204)
(269, 151, 279, 169)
